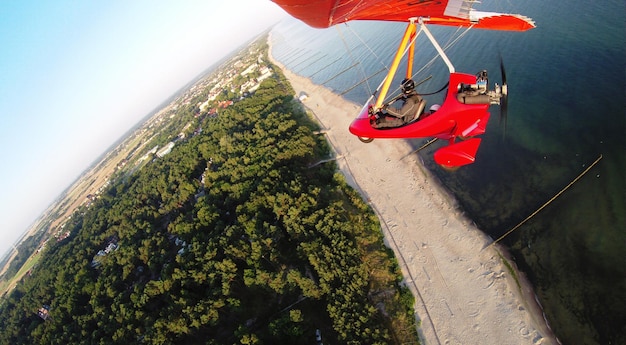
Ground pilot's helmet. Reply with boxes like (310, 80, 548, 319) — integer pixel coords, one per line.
(429, 104, 441, 113)
(401, 78, 415, 94)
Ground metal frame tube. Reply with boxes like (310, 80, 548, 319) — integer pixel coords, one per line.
(373, 18, 456, 110)
(419, 18, 455, 73)
(406, 27, 417, 79)
(374, 21, 416, 109)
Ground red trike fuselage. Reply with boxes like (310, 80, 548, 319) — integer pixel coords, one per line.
(349, 72, 490, 140)
(348, 73, 492, 167)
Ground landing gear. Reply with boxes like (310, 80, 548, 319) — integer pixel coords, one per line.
(358, 137, 374, 143)
(440, 165, 460, 172)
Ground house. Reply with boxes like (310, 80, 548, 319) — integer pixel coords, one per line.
(156, 142, 175, 158)
(38, 305, 50, 320)
(104, 242, 118, 254)
(241, 63, 258, 76)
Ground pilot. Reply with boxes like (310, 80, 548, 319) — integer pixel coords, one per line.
(371, 78, 424, 128)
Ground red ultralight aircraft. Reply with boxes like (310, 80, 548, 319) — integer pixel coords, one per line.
(272, 0, 535, 168)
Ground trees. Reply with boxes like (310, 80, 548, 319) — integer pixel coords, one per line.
(0, 37, 418, 345)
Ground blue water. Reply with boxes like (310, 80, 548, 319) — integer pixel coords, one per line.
(271, 1, 625, 344)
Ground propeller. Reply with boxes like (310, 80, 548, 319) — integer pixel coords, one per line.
(499, 56, 509, 139)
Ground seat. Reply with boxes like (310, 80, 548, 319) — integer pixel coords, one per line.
(406, 99, 426, 123)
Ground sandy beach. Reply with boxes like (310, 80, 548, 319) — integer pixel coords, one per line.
(268, 35, 558, 345)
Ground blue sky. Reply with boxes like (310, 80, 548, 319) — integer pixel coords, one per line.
(0, 1, 287, 258)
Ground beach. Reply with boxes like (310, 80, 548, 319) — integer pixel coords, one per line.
(268, 35, 558, 345)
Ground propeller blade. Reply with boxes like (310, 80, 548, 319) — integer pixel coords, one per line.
(500, 55, 507, 86)
(499, 56, 508, 139)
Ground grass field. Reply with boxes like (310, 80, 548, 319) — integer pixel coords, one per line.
(1, 252, 41, 297)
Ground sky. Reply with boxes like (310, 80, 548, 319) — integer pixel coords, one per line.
(0, 1, 288, 258)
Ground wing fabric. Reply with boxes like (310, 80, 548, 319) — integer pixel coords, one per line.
(271, 0, 535, 31)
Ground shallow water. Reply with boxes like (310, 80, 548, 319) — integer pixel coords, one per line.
(271, 1, 625, 343)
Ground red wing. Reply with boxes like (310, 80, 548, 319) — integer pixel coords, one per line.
(272, 0, 535, 31)
(426, 11, 536, 31)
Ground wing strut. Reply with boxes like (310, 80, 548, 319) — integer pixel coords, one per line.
(373, 19, 458, 112)
(374, 20, 417, 109)
(417, 18, 456, 74)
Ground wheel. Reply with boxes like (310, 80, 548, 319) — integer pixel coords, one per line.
(358, 137, 374, 143)
(439, 164, 460, 172)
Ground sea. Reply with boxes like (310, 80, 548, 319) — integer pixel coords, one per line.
(270, 0, 625, 344)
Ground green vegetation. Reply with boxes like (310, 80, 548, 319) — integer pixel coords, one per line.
(0, 228, 47, 281)
(0, 41, 418, 344)
(0, 254, 41, 294)
(497, 251, 521, 291)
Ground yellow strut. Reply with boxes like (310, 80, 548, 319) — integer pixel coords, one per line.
(374, 21, 417, 110)
(407, 26, 417, 79)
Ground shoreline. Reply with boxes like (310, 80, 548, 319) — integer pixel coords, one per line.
(268, 34, 558, 345)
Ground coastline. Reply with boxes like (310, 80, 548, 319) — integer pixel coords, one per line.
(268, 34, 558, 345)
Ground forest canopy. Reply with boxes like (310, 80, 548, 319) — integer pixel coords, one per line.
(0, 45, 418, 345)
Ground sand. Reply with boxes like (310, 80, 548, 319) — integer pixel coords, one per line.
(268, 35, 559, 345)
